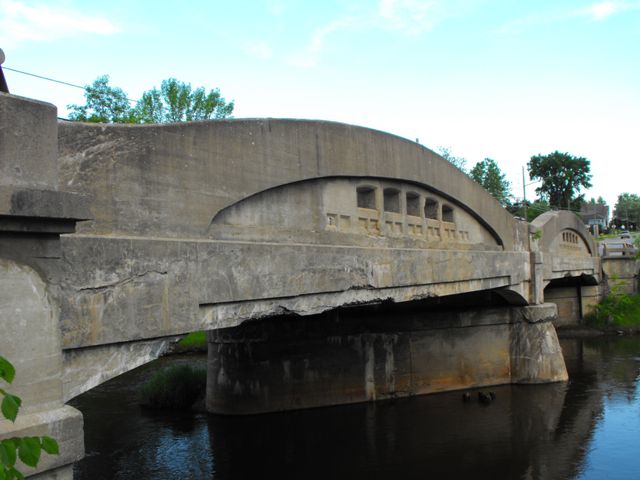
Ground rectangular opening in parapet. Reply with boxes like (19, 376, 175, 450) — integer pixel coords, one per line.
(357, 186, 376, 209)
(406, 192, 420, 217)
(383, 188, 401, 213)
(442, 204, 454, 223)
(424, 198, 438, 220)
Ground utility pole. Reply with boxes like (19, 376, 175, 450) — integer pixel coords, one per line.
(0, 48, 9, 93)
(522, 166, 527, 221)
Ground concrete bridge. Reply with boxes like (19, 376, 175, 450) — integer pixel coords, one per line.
(1, 92, 603, 478)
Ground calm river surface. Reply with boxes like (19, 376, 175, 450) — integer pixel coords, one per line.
(70, 336, 640, 479)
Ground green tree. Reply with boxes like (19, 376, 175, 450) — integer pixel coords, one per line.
(135, 78, 234, 123)
(68, 76, 234, 124)
(67, 75, 137, 123)
(528, 151, 592, 210)
(470, 158, 511, 206)
(614, 193, 640, 228)
(436, 146, 468, 173)
(1, 356, 59, 479)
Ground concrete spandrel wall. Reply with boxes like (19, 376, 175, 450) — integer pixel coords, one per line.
(549, 230, 591, 257)
(211, 177, 500, 249)
(57, 119, 521, 250)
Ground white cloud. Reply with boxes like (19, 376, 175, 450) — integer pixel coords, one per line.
(244, 40, 273, 60)
(577, 1, 640, 20)
(378, 0, 437, 35)
(0, 0, 117, 47)
(287, 0, 439, 68)
(286, 16, 361, 68)
(582, 1, 620, 19)
(496, 1, 640, 34)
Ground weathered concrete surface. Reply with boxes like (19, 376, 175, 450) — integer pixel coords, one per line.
(53, 118, 544, 354)
(57, 119, 520, 249)
(601, 257, 639, 295)
(1, 91, 595, 454)
(0, 259, 84, 477)
(529, 211, 603, 326)
(206, 303, 566, 414)
(0, 94, 86, 479)
(510, 305, 567, 383)
(532, 211, 600, 284)
(544, 284, 602, 326)
(0, 406, 83, 479)
(58, 233, 530, 350)
(0, 92, 58, 190)
(62, 337, 179, 402)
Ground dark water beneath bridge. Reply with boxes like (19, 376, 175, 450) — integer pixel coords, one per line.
(70, 336, 640, 480)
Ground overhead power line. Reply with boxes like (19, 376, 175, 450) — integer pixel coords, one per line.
(3, 65, 138, 104)
(3, 66, 85, 90)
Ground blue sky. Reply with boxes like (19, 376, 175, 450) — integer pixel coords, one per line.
(1, 0, 639, 209)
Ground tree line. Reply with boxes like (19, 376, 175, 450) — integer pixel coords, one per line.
(438, 147, 594, 221)
(67, 75, 234, 123)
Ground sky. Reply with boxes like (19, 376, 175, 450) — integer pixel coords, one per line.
(1, 0, 639, 209)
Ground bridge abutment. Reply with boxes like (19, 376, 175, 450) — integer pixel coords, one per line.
(0, 93, 87, 478)
(205, 303, 567, 415)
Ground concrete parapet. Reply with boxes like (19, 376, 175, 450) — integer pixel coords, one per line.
(0, 93, 58, 190)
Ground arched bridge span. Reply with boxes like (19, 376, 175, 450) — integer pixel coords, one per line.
(0, 93, 600, 474)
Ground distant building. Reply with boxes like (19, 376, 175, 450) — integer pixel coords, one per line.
(580, 203, 609, 229)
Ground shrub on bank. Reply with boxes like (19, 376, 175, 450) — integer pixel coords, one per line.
(141, 364, 206, 409)
(589, 291, 640, 328)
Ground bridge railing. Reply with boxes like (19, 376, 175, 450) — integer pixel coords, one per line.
(601, 242, 637, 258)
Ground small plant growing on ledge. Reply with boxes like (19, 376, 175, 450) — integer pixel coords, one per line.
(141, 364, 206, 410)
(0, 355, 59, 480)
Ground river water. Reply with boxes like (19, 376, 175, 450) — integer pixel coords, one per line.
(70, 336, 640, 479)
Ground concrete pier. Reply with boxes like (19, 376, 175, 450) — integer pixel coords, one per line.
(206, 303, 567, 414)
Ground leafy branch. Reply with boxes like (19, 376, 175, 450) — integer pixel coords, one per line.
(0, 356, 59, 480)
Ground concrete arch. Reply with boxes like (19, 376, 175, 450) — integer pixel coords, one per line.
(531, 210, 599, 284)
(58, 118, 519, 250)
(532, 210, 596, 256)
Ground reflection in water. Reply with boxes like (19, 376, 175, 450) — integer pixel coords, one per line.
(71, 337, 640, 480)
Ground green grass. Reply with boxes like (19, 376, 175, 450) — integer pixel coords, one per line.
(140, 364, 206, 409)
(589, 291, 640, 328)
(172, 331, 207, 353)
